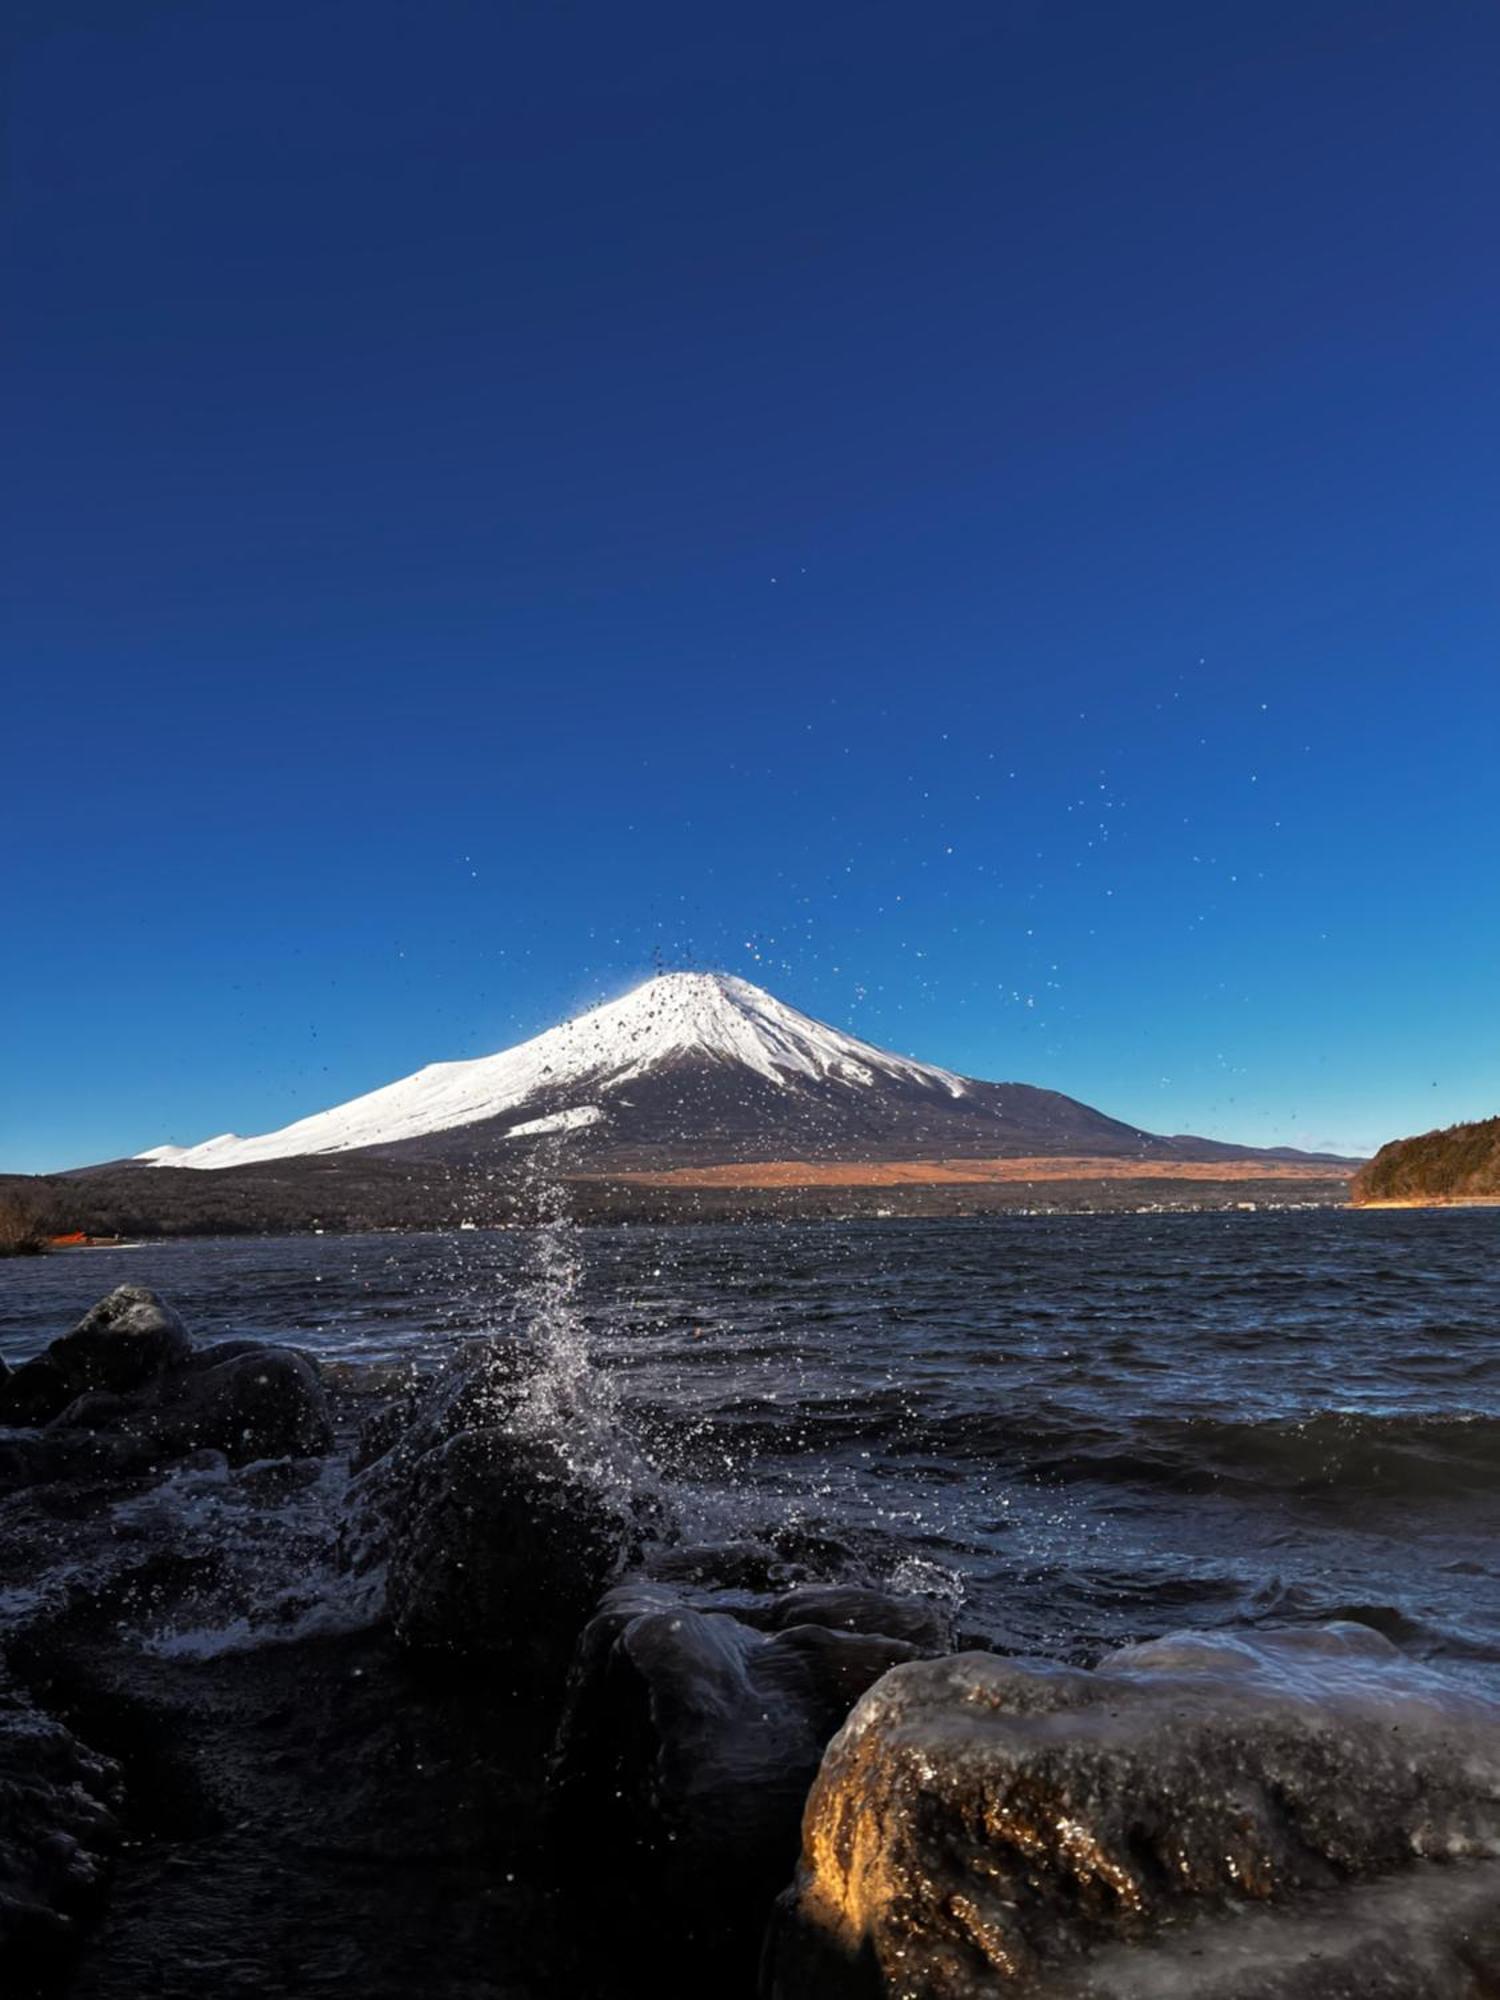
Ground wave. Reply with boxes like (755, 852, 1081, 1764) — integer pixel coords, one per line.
(1022, 1409, 1500, 1501)
(649, 1397, 1500, 1504)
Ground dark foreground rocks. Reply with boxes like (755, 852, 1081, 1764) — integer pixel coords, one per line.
(0, 1289, 191, 1423)
(0, 1288, 341, 1993)
(551, 1579, 949, 1973)
(357, 1345, 967, 1976)
(763, 1624, 1500, 1999)
(0, 1302, 593, 2000)
(350, 1339, 646, 1684)
(9, 1292, 1500, 2000)
(0, 1287, 331, 1491)
(0, 1670, 121, 1991)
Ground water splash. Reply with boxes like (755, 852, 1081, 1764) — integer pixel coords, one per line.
(113, 1450, 386, 1658)
(509, 1145, 666, 1523)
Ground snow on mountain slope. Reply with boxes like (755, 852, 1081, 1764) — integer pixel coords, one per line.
(150, 973, 969, 1171)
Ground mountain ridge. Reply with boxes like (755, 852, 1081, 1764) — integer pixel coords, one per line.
(118, 972, 1352, 1176)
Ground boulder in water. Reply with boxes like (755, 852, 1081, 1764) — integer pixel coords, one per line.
(550, 1581, 930, 1977)
(763, 1623, 1500, 1999)
(0, 1290, 332, 1488)
(49, 1286, 192, 1391)
(0, 1287, 190, 1426)
(142, 1344, 333, 1464)
(38, 1346, 332, 1470)
(383, 1421, 637, 1676)
(350, 1339, 643, 1675)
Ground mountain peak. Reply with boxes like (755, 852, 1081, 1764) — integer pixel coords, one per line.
(123, 969, 1326, 1177)
(144, 971, 967, 1170)
(558, 970, 964, 1094)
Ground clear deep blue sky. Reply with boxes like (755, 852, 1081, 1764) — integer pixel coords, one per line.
(4, 0, 1497, 1171)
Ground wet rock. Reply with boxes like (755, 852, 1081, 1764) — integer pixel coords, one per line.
(185, 1337, 272, 1370)
(550, 1582, 927, 1976)
(351, 1390, 425, 1475)
(384, 1423, 636, 1675)
(0, 1290, 332, 1491)
(763, 1623, 1500, 2000)
(0, 1428, 160, 1497)
(357, 1340, 529, 1491)
(0, 1289, 189, 1427)
(766, 1585, 956, 1653)
(146, 1345, 332, 1464)
(644, 1538, 792, 1594)
(1, 1356, 77, 1430)
(37, 1346, 333, 1471)
(350, 1339, 641, 1677)
(52, 1287, 192, 1391)
(0, 1671, 123, 1986)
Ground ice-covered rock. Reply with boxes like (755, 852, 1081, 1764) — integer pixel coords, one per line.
(764, 1585, 957, 1654)
(550, 1582, 936, 1977)
(763, 1624, 1500, 1999)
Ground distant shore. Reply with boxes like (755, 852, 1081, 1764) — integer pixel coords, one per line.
(1350, 1195, 1500, 1211)
(592, 1155, 1347, 1190)
(1, 1161, 1352, 1242)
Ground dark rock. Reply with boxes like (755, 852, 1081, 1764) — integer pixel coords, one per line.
(0, 1357, 74, 1429)
(641, 1525, 878, 1600)
(0, 1289, 331, 1492)
(50, 1287, 191, 1392)
(349, 1340, 638, 1678)
(0, 1289, 189, 1427)
(340, 1345, 521, 1588)
(39, 1345, 333, 1471)
(351, 1392, 423, 1475)
(0, 1671, 123, 1986)
(352, 1340, 529, 1499)
(646, 1539, 804, 1595)
(146, 1345, 332, 1465)
(0, 1429, 160, 1497)
(184, 1337, 273, 1371)
(763, 1623, 1500, 1999)
(550, 1582, 926, 1977)
(384, 1424, 636, 1675)
(766, 1584, 957, 1653)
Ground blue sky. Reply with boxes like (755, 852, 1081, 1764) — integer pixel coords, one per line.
(4, 0, 1497, 1172)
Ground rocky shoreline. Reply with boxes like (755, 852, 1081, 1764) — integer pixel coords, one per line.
(3, 1287, 1499, 1998)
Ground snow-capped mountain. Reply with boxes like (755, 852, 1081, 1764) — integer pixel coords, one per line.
(131, 971, 1283, 1173)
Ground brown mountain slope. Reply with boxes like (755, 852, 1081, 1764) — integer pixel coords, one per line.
(1351, 1115, 1500, 1205)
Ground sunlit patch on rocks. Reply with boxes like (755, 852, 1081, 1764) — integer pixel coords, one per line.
(764, 1624, 1500, 1998)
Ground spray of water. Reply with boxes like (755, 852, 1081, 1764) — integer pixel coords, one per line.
(508, 1142, 666, 1523)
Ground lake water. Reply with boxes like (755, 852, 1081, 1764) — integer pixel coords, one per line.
(4, 1208, 1499, 1683)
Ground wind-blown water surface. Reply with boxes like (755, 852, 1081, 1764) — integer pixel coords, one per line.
(4, 1210, 1498, 1682)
